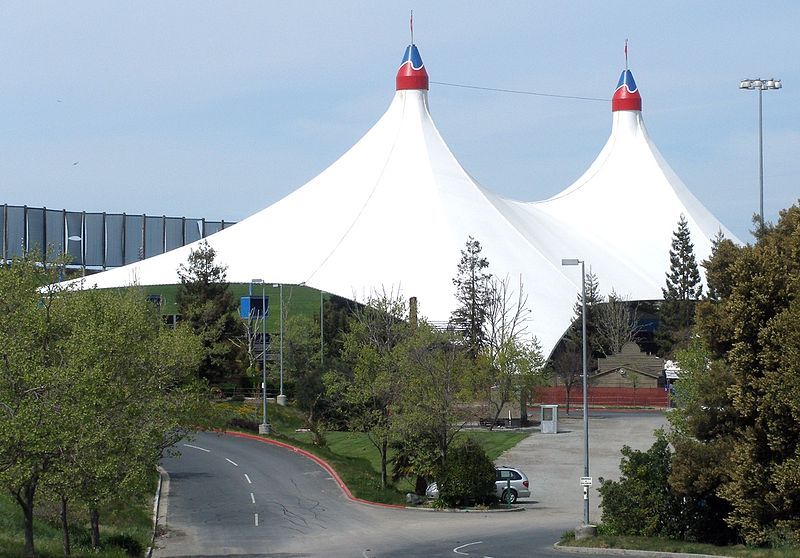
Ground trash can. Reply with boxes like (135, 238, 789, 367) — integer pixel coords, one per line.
(540, 404, 558, 434)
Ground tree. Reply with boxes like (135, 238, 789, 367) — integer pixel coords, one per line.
(326, 289, 410, 489)
(399, 322, 479, 473)
(695, 205, 800, 545)
(669, 203, 800, 545)
(483, 275, 546, 428)
(450, 236, 491, 359)
(436, 438, 497, 507)
(658, 215, 703, 355)
(0, 256, 209, 556)
(595, 291, 643, 355)
(176, 241, 247, 384)
(285, 314, 328, 445)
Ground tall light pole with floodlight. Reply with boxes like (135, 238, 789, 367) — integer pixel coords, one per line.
(252, 278, 270, 434)
(562, 258, 590, 526)
(739, 78, 782, 227)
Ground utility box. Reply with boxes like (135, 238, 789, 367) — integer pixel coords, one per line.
(540, 404, 559, 434)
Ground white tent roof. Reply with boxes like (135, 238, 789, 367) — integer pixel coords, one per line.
(65, 47, 737, 356)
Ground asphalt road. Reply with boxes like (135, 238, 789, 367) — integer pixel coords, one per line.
(154, 431, 574, 558)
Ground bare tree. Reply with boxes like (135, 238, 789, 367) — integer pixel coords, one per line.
(552, 337, 582, 414)
(595, 290, 643, 355)
(482, 275, 546, 429)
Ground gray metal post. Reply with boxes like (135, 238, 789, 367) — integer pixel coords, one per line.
(279, 283, 284, 397)
(580, 260, 589, 526)
(320, 289, 324, 368)
(758, 86, 764, 225)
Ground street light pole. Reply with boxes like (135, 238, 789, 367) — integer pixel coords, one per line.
(739, 78, 782, 227)
(562, 258, 590, 526)
(273, 283, 287, 406)
(320, 289, 324, 369)
(252, 278, 270, 435)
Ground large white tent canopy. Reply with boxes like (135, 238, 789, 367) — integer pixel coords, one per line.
(64, 44, 737, 355)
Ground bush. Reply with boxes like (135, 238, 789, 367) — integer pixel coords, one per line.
(598, 430, 684, 537)
(437, 438, 497, 507)
(106, 533, 143, 556)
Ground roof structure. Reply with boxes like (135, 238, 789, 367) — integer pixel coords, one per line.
(64, 43, 737, 356)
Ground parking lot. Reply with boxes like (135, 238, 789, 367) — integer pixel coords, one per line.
(495, 410, 669, 528)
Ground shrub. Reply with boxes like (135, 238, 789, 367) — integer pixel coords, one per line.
(106, 533, 143, 556)
(437, 438, 496, 507)
(598, 430, 683, 537)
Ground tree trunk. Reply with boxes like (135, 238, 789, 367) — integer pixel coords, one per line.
(519, 389, 528, 427)
(380, 438, 388, 489)
(60, 496, 71, 556)
(14, 480, 38, 558)
(89, 508, 101, 550)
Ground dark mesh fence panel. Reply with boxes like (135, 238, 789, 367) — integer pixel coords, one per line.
(165, 217, 184, 251)
(45, 209, 65, 258)
(204, 221, 222, 236)
(84, 213, 105, 267)
(6, 206, 25, 258)
(144, 216, 164, 257)
(65, 211, 83, 265)
(105, 214, 124, 267)
(124, 215, 144, 265)
(184, 219, 202, 243)
(26, 207, 45, 259)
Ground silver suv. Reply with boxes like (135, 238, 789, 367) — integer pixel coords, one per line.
(425, 466, 531, 504)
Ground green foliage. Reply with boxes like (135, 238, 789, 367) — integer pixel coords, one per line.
(658, 214, 703, 355)
(176, 240, 247, 383)
(437, 438, 497, 507)
(598, 431, 684, 538)
(0, 255, 209, 555)
(689, 204, 800, 545)
(450, 236, 491, 358)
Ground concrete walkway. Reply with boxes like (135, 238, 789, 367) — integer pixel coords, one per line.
(495, 411, 669, 528)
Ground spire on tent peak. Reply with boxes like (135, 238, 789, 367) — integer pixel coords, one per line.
(612, 69, 642, 112)
(396, 44, 429, 91)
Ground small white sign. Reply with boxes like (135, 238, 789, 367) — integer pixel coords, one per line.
(580, 477, 593, 486)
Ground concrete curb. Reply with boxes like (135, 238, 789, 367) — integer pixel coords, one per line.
(145, 466, 167, 558)
(552, 541, 733, 558)
(224, 431, 405, 509)
(404, 505, 525, 513)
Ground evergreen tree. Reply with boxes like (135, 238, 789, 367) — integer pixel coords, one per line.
(176, 241, 247, 384)
(450, 236, 491, 359)
(658, 215, 702, 355)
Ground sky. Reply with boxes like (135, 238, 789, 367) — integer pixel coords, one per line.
(1, 2, 798, 242)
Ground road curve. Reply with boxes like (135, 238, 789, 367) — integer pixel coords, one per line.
(154, 431, 573, 557)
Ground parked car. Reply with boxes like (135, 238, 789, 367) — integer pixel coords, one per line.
(425, 466, 531, 504)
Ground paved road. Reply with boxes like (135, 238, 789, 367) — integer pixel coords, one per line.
(155, 413, 668, 557)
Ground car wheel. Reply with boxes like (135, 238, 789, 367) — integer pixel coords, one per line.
(501, 489, 517, 504)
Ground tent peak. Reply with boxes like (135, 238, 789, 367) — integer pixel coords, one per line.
(396, 44, 429, 91)
(612, 69, 642, 112)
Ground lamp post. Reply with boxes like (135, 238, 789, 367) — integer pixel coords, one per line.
(319, 289, 324, 369)
(562, 258, 590, 526)
(739, 78, 782, 227)
(272, 283, 286, 406)
(252, 278, 270, 435)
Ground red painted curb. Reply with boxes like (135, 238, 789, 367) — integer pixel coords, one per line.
(224, 431, 404, 509)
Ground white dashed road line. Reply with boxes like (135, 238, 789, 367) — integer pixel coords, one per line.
(255, 513, 259, 526)
(244, 474, 252, 484)
(225, 458, 238, 466)
(250, 492, 255, 504)
(183, 444, 210, 452)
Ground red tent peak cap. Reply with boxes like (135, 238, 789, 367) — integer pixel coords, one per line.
(396, 44, 429, 91)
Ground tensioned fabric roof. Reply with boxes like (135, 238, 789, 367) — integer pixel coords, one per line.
(64, 44, 737, 356)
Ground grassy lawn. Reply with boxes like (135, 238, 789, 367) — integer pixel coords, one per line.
(0, 483, 154, 558)
(561, 532, 799, 557)
(218, 401, 528, 505)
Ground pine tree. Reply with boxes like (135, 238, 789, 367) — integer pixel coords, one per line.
(176, 241, 247, 384)
(450, 236, 491, 359)
(659, 215, 702, 354)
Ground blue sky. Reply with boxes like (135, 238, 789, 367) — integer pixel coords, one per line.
(1, 2, 797, 241)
